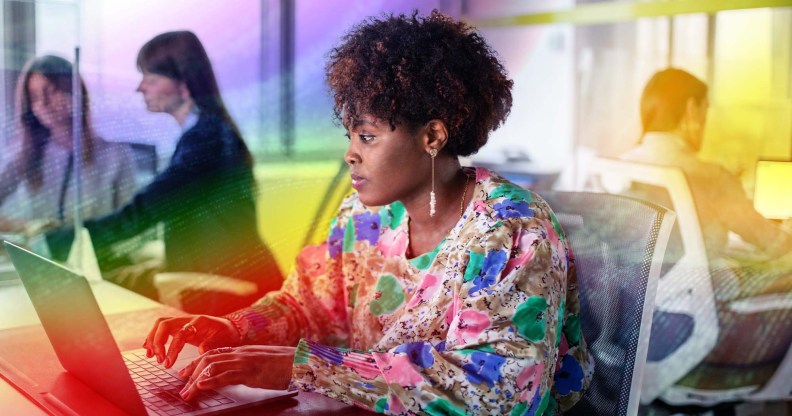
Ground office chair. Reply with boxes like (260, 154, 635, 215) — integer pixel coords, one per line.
(540, 191, 676, 416)
(586, 157, 719, 403)
(586, 157, 792, 407)
(124, 142, 158, 187)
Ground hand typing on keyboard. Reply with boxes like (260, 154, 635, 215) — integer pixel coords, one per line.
(177, 345, 295, 402)
(143, 314, 242, 369)
(125, 350, 234, 413)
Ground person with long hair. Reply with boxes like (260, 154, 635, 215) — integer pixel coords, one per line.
(142, 13, 592, 415)
(46, 31, 283, 315)
(0, 55, 136, 232)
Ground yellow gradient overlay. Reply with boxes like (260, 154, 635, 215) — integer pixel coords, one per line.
(255, 160, 350, 274)
(754, 161, 792, 219)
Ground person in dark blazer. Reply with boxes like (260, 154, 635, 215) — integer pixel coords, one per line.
(46, 31, 283, 315)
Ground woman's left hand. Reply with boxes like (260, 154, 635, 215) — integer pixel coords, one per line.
(177, 345, 296, 401)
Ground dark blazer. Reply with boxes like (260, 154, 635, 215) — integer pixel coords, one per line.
(47, 113, 283, 310)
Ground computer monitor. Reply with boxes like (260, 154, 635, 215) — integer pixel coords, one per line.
(753, 160, 792, 220)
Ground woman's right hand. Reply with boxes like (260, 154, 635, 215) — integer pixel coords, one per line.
(143, 315, 242, 369)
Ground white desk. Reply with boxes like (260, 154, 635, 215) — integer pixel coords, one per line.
(0, 277, 161, 415)
(0, 278, 162, 330)
(0, 275, 371, 415)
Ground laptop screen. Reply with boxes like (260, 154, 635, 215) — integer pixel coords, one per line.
(754, 160, 792, 220)
(3, 241, 150, 415)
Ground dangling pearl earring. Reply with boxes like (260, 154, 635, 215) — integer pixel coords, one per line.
(429, 148, 438, 217)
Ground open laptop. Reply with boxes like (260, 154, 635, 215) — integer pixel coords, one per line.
(3, 241, 297, 416)
(753, 160, 792, 220)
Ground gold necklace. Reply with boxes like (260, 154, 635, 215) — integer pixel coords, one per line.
(460, 173, 471, 217)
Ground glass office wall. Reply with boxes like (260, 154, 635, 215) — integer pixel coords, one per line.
(5, 1, 789, 169)
(570, 6, 792, 193)
(1, 0, 789, 269)
(2, 0, 270, 166)
(464, 2, 792, 191)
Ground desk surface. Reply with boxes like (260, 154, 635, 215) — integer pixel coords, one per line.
(0, 279, 371, 415)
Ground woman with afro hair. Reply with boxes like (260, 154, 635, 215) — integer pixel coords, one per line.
(145, 11, 592, 415)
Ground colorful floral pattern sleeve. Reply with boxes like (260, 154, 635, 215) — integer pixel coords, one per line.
(231, 167, 593, 415)
(225, 206, 353, 347)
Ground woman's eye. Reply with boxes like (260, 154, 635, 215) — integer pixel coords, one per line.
(359, 134, 375, 143)
(344, 133, 351, 141)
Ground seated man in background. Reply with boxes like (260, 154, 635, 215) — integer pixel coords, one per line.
(622, 67, 792, 391)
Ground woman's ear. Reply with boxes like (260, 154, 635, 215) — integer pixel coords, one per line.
(423, 119, 449, 153)
(179, 82, 192, 101)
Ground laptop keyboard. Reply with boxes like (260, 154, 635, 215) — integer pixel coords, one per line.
(123, 351, 234, 415)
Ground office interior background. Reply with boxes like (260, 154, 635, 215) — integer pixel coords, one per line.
(3, 0, 788, 271)
(1, 1, 791, 415)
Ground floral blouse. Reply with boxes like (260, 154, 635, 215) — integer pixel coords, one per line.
(227, 167, 593, 415)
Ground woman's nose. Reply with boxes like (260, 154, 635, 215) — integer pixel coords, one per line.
(344, 144, 360, 166)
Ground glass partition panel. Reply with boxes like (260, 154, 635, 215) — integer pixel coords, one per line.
(1, 0, 79, 228)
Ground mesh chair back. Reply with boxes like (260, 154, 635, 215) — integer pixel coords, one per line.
(540, 191, 675, 416)
(585, 158, 719, 401)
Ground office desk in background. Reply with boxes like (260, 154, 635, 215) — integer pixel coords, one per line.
(473, 156, 561, 191)
(0, 277, 372, 415)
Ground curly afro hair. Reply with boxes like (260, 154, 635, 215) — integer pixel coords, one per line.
(326, 10, 513, 157)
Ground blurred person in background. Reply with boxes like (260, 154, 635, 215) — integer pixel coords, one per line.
(45, 31, 283, 315)
(0, 55, 136, 235)
(622, 67, 792, 391)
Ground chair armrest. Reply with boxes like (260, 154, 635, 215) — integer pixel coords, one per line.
(727, 293, 792, 313)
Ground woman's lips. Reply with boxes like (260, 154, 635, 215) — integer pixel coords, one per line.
(350, 174, 367, 189)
